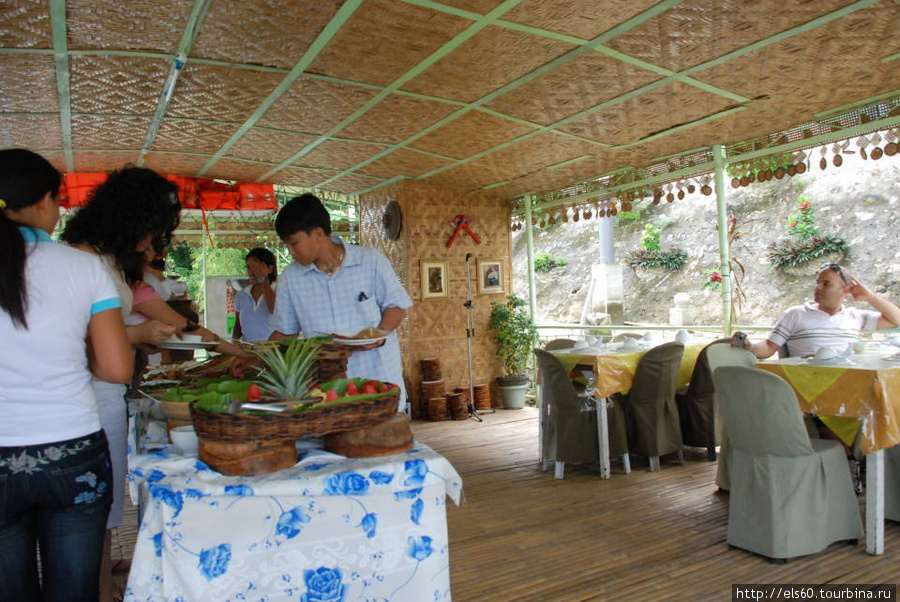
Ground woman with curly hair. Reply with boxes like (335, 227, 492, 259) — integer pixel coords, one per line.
(0, 148, 133, 601)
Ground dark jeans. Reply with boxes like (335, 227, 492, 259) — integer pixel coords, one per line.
(0, 430, 112, 602)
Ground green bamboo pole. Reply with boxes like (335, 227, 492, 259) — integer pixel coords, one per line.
(712, 144, 733, 335)
(523, 193, 537, 320)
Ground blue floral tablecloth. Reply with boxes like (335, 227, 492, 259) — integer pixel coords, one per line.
(125, 438, 463, 602)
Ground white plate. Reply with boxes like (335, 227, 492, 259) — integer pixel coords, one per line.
(805, 357, 853, 366)
(157, 340, 219, 350)
(140, 379, 181, 389)
(331, 334, 389, 346)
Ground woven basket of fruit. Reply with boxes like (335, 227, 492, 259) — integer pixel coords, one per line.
(190, 338, 399, 441)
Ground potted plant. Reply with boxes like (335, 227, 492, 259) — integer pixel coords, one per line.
(488, 294, 537, 409)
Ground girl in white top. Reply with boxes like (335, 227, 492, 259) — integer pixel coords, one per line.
(232, 247, 277, 342)
(0, 148, 133, 602)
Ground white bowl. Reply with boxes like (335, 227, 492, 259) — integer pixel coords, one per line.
(573, 340, 589, 349)
(814, 347, 839, 360)
(852, 341, 870, 354)
(170, 425, 199, 455)
(622, 338, 640, 351)
(181, 334, 203, 343)
(888, 334, 900, 347)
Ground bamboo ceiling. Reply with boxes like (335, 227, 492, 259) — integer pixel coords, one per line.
(3, 0, 900, 203)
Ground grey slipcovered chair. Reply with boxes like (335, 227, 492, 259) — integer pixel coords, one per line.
(714, 366, 862, 562)
(618, 341, 685, 471)
(675, 338, 735, 460)
(544, 338, 576, 350)
(534, 349, 628, 478)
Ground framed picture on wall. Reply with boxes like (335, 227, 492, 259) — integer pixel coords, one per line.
(477, 259, 503, 294)
(421, 260, 449, 299)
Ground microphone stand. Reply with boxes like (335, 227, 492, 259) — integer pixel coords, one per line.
(464, 254, 483, 422)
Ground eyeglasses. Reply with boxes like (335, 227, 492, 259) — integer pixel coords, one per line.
(821, 263, 849, 285)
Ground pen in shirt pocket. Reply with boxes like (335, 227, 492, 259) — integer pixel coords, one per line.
(358, 291, 368, 301)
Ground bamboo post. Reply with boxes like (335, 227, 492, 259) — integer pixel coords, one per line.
(712, 143, 733, 336)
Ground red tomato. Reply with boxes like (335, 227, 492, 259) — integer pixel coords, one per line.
(325, 389, 338, 402)
(379, 383, 390, 393)
(246, 384, 263, 402)
(362, 383, 377, 395)
(346, 381, 359, 396)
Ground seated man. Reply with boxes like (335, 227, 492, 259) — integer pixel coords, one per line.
(734, 263, 900, 492)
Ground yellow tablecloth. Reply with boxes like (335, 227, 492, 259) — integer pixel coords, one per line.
(553, 342, 704, 398)
(758, 358, 900, 454)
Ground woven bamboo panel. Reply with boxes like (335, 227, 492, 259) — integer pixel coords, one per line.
(308, 0, 470, 87)
(257, 78, 380, 134)
(357, 148, 452, 179)
(0, 54, 57, 112)
(142, 153, 211, 177)
(42, 151, 66, 173)
(66, 0, 193, 53)
(484, 52, 662, 126)
(470, 132, 597, 179)
(433, 0, 504, 15)
(321, 172, 385, 195)
(0, 0, 52, 49)
(409, 111, 536, 160)
(503, 0, 661, 41)
(336, 94, 460, 145)
(69, 56, 168, 116)
(606, 0, 853, 73)
(227, 128, 318, 165)
(192, 0, 343, 70)
(166, 64, 284, 123)
(71, 115, 151, 150)
(401, 25, 574, 104)
(0, 113, 63, 150)
(496, 149, 637, 198)
(421, 162, 504, 192)
(152, 119, 239, 154)
(204, 159, 275, 183)
(268, 166, 336, 188)
(557, 80, 735, 145)
(295, 140, 390, 171)
(72, 151, 140, 174)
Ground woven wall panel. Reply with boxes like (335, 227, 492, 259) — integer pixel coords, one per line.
(71, 115, 151, 150)
(192, 0, 343, 70)
(268, 166, 336, 188)
(294, 139, 390, 171)
(357, 148, 452, 179)
(323, 172, 385, 195)
(308, 0, 470, 87)
(69, 56, 168, 116)
(421, 162, 505, 192)
(43, 151, 66, 173)
(66, 0, 193, 53)
(142, 152, 211, 177)
(504, 0, 661, 41)
(165, 64, 284, 123)
(0, 113, 63, 149)
(402, 25, 575, 104)
(0, 54, 57, 112)
(484, 52, 662, 126)
(227, 127, 318, 165)
(336, 94, 460, 145)
(72, 151, 139, 174)
(409, 110, 536, 159)
(153, 119, 239, 155)
(605, 0, 855, 73)
(204, 158, 275, 183)
(257, 78, 380, 134)
(0, 0, 52, 49)
(557, 81, 736, 145)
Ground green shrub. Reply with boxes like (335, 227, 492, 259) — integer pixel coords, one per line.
(614, 210, 641, 225)
(766, 235, 849, 269)
(534, 252, 568, 272)
(626, 249, 688, 271)
(640, 223, 661, 251)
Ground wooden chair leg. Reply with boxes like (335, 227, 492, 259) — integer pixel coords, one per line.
(554, 461, 565, 479)
(649, 456, 660, 472)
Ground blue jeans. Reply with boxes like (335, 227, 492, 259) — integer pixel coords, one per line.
(0, 430, 112, 602)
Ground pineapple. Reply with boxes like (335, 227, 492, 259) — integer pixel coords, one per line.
(252, 338, 320, 402)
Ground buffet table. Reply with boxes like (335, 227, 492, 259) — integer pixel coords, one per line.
(125, 423, 463, 601)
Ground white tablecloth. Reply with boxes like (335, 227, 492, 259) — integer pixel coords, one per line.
(125, 436, 463, 601)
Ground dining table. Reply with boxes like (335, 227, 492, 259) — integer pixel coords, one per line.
(124, 415, 463, 601)
(550, 340, 705, 479)
(758, 349, 900, 555)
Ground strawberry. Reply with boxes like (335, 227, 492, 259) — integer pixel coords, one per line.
(346, 381, 359, 396)
(246, 384, 263, 402)
(324, 389, 338, 402)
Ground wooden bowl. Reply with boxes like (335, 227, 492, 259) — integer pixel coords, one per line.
(160, 399, 193, 421)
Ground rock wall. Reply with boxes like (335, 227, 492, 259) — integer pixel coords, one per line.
(513, 154, 900, 327)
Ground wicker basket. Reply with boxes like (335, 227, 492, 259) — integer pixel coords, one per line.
(190, 390, 399, 442)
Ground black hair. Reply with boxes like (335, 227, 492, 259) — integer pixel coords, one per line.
(275, 193, 332, 239)
(245, 247, 277, 283)
(0, 148, 61, 328)
(148, 258, 166, 271)
(61, 167, 181, 284)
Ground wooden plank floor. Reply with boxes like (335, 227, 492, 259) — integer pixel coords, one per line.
(112, 408, 899, 600)
(414, 408, 900, 601)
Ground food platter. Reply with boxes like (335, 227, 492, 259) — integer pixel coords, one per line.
(328, 327, 389, 346)
(331, 334, 388, 346)
(157, 340, 219, 350)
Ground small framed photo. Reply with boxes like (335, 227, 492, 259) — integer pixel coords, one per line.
(421, 260, 449, 299)
(477, 259, 504, 294)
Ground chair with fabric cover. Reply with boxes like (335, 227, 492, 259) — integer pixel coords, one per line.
(619, 341, 685, 471)
(534, 349, 629, 478)
(714, 366, 862, 562)
(544, 338, 576, 350)
(675, 338, 737, 460)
